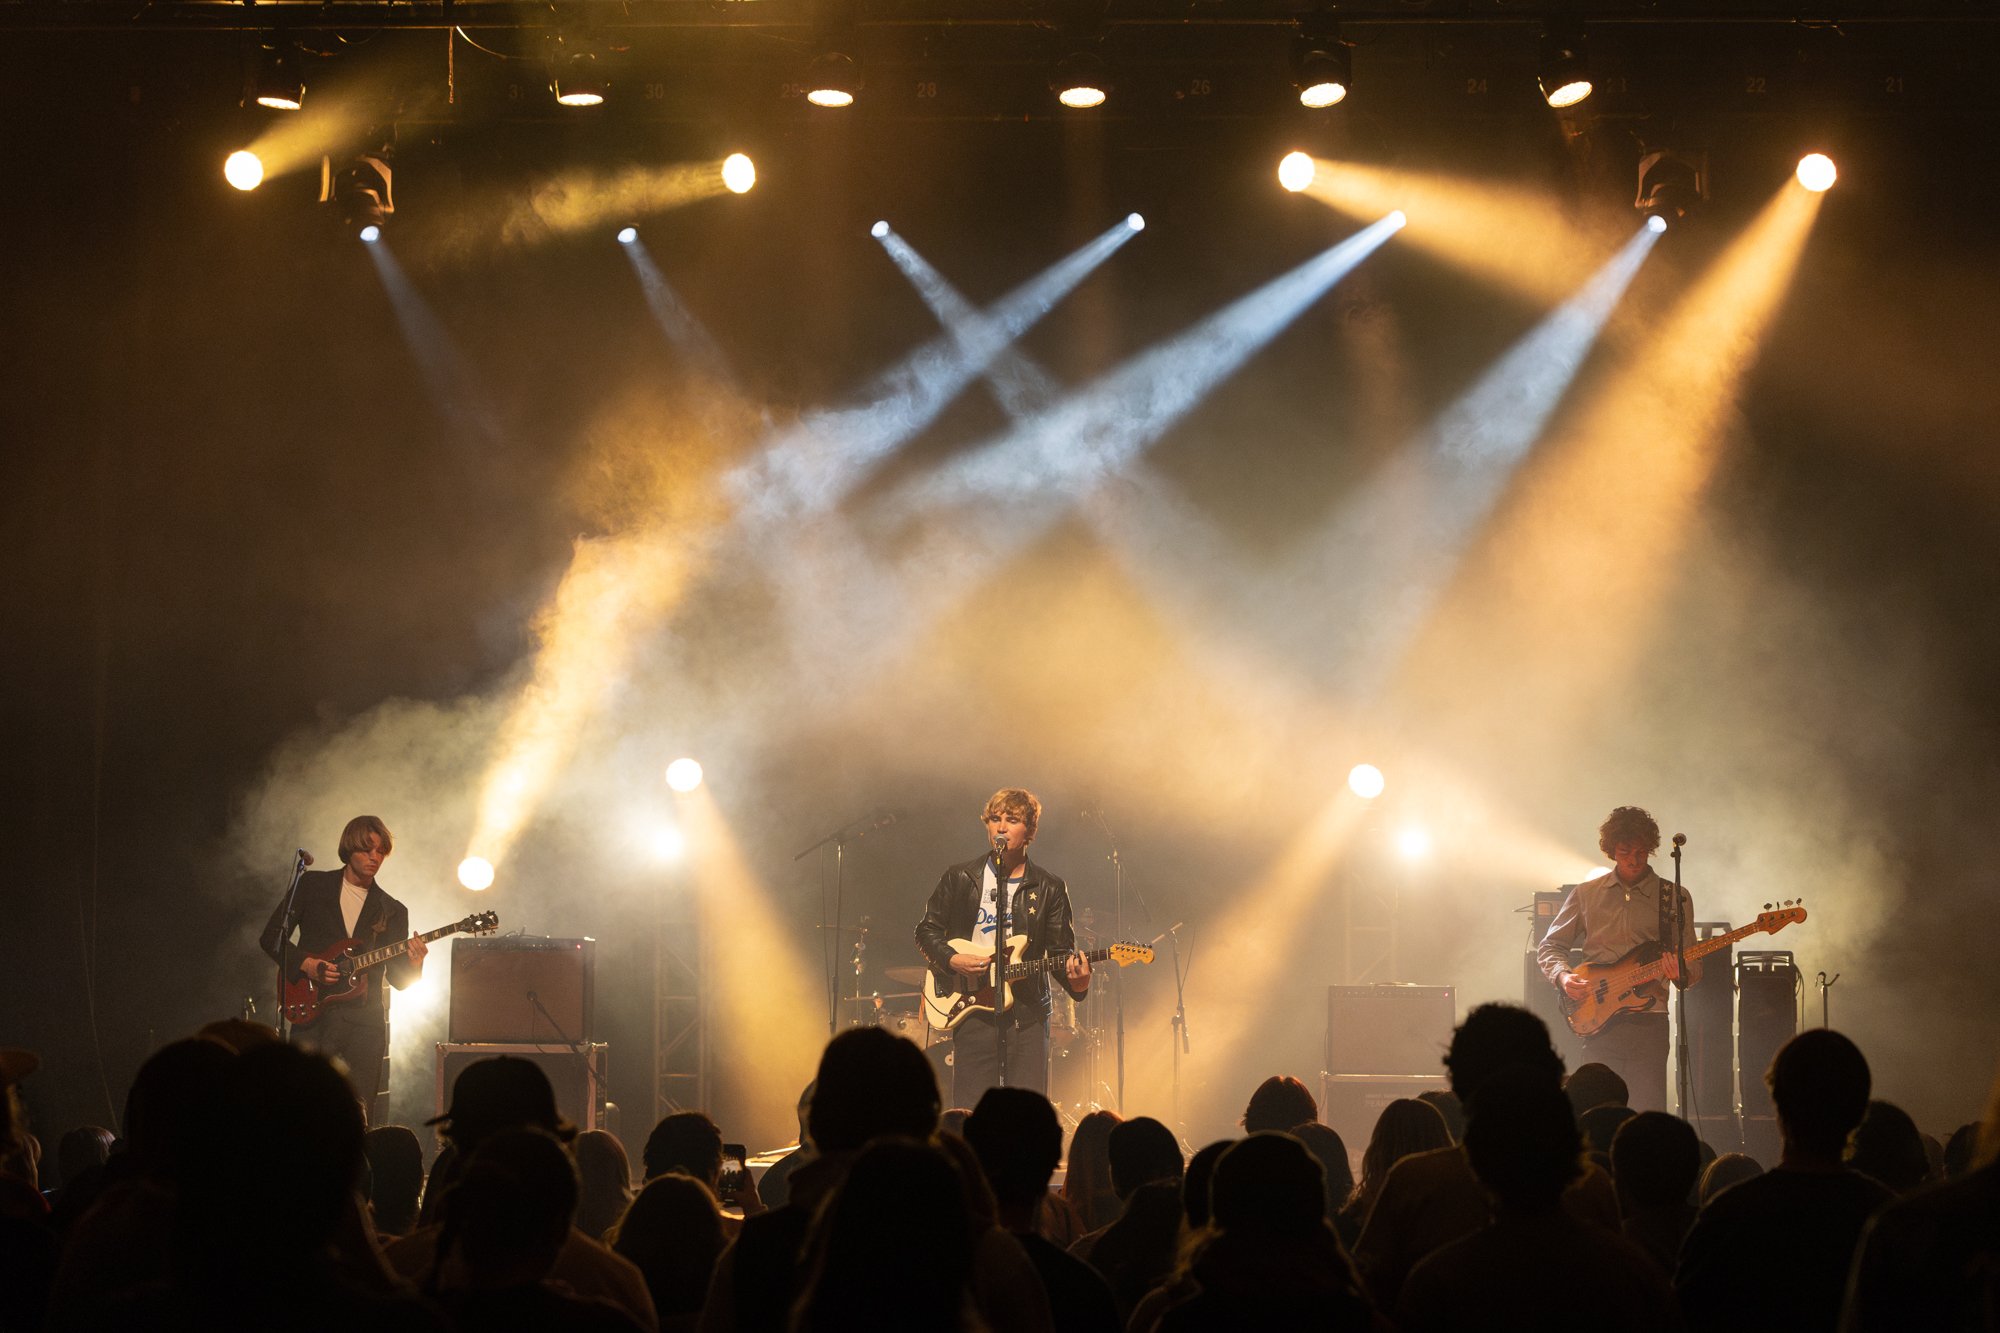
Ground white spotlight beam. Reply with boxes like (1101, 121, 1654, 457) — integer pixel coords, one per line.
(898, 211, 1406, 513)
(364, 241, 505, 446)
(622, 238, 738, 390)
(874, 229, 1063, 420)
(1082, 222, 1662, 702)
(725, 216, 1142, 525)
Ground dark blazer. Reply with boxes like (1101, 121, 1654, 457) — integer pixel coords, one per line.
(260, 868, 418, 1014)
(913, 855, 1087, 1024)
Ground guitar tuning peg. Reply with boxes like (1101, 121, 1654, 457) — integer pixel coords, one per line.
(1763, 903, 1773, 911)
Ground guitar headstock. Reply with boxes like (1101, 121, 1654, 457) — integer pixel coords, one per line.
(1754, 904, 1807, 932)
(1109, 941, 1154, 967)
(460, 910, 500, 936)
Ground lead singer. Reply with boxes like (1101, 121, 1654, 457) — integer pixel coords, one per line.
(915, 788, 1091, 1107)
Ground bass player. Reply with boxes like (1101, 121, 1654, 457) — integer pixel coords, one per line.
(1537, 805, 1699, 1114)
(914, 788, 1090, 1106)
(259, 815, 427, 1123)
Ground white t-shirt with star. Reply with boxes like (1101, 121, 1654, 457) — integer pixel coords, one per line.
(975, 862, 1026, 952)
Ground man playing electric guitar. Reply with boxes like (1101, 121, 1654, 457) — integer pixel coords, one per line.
(1537, 806, 1699, 1114)
(914, 788, 1090, 1107)
(259, 815, 427, 1123)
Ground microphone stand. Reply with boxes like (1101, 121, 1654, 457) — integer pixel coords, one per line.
(793, 809, 900, 1038)
(529, 989, 602, 1124)
(1084, 809, 1147, 1113)
(273, 849, 312, 1042)
(992, 836, 1010, 1089)
(1670, 837, 1691, 1117)
(1165, 924, 1194, 1144)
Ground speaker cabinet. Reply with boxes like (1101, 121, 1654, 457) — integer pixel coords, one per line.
(1321, 1073, 1449, 1173)
(1686, 921, 1737, 1121)
(1326, 984, 1455, 1076)
(435, 1042, 608, 1132)
(450, 937, 596, 1044)
(1736, 950, 1800, 1120)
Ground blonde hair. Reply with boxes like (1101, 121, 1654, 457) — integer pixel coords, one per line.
(338, 815, 394, 865)
(982, 788, 1042, 840)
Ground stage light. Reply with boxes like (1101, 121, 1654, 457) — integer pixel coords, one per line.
(1395, 825, 1432, 860)
(359, 224, 381, 243)
(1292, 31, 1350, 109)
(457, 856, 495, 891)
(721, 153, 756, 194)
(870, 220, 890, 238)
(552, 52, 607, 107)
(1053, 49, 1109, 109)
(1636, 148, 1705, 226)
(1796, 153, 1838, 192)
(1647, 214, 1668, 234)
(1387, 209, 1407, 229)
(1348, 763, 1386, 799)
(665, 757, 705, 792)
(224, 150, 265, 192)
(323, 153, 394, 236)
(1538, 26, 1592, 108)
(617, 226, 638, 244)
(1126, 213, 1145, 232)
(653, 825, 687, 862)
(1278, 151, 1316, 193)
(806, 51, 859, 108)
(250, 45, 305, 111)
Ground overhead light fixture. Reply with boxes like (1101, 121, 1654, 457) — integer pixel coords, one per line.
(1538, 26, 1593, 109)
(552, 51, 607, 107)
(805, 50, 859, 108)
(1635, 148, 1705, 226)
(721, 152, 757, 194)
(250, 44, 305, 111)
(322, 152, 395, 236)
(1292, 27, 1350, 109)
(1053, 49, 1110, 109)
(1277, 151, 1316, 193)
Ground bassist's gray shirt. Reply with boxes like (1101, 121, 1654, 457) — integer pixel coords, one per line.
(1537, 869, 1697, 1011)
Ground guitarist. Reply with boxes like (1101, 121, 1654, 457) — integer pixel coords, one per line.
(914, 788, 1091, 1107)
(1536, 806, 1699, 1115)
(258, 816, 427, 1123)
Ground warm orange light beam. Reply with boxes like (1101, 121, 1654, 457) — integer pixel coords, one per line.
(676, 788, 828, 1117)
(1387, 180, 1827, 736)
(1293, 157, 1609, 306)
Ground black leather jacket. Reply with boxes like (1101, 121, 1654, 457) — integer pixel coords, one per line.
(913, 855, 1087, 1026)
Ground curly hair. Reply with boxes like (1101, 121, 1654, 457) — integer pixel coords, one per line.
(1597, 807, 1660, 859)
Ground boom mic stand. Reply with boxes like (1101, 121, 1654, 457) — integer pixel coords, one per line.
(1082, 808, 1140, 1113)
(273, 848, 313, 1042)
(1164, 923, 1193, 1146)
(793, 808, 901, 1038)
(1670, 834, 1691, 1117)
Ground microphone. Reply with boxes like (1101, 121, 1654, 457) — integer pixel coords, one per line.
(297, 848, 314, 867)
(1672, 833, 1687, 847)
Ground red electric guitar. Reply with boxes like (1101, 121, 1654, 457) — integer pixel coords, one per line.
(282, 910, 498, 1028)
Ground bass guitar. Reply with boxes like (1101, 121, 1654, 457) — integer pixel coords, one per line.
(922, 936, 1154, 1031)
(1560, 904, 1807, 1037)
(283, 910, 499, 1029)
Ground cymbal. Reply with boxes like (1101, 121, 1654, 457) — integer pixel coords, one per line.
(883, 965, 931, 987)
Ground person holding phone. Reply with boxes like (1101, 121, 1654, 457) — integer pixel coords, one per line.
(640, 1111, 763, 1232)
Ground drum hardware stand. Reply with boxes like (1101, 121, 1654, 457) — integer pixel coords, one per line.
(1164, 923, 1193, 1147)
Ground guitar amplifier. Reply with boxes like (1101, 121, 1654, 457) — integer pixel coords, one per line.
(435, 1042, 608, 1133)
(1321, 1074, 1449, 1174)
(1326, 984, 1455, 1076)
(1736, 950, 1799, 1120)
(450, 937, 596, 1045)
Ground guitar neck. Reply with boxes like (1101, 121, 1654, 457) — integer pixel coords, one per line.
(1003, 946, 1113, 982)
(350, 922, 461, 972)
(1631, 917, 1783, 983)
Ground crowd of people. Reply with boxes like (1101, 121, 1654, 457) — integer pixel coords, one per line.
(2, 1006, 1994, 1332)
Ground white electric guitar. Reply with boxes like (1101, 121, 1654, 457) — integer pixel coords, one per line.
(921, 936, 1154, 1031)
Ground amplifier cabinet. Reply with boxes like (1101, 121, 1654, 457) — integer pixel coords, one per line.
(450, 936, 596, 1045)
(1326, 984, 1456, 1076)
(1320, 1073, 1450, 1174)
(435, 1041, 608, 1133)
